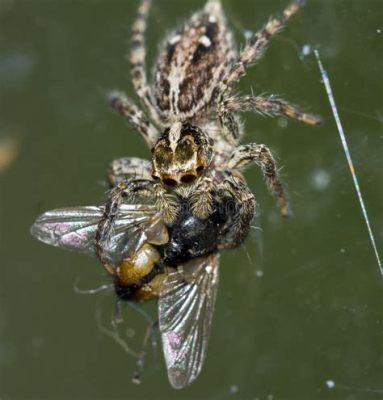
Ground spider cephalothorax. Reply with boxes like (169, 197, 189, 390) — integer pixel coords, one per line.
(151, 122, 214, 187)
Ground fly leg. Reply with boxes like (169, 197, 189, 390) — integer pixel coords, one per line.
(132, 319, 159, 385)
(95, 294, 139, 357)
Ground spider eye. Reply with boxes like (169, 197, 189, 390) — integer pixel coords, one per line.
(175, 137, 195, 162)
(196, 165, 204, 172)
(163, 178, 177, 187)
(180, 174, 196, 184)
(154, 144, 173, 168)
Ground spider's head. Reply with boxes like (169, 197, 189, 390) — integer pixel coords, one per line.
(151, 122, 214, 187)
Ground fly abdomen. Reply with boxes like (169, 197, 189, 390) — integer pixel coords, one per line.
(115, 243, 165, 302)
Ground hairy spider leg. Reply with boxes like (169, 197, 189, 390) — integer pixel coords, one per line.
(228, 143, 290, 217)
(130, 0, 162, 126)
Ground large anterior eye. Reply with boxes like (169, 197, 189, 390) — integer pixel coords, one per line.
(175, 136, 196, 163)
(154, 143, 173, 169)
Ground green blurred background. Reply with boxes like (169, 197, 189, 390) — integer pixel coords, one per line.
(1, 0, 383, 399)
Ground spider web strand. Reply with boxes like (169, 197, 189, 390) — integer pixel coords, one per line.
(314, 49, 382, 275)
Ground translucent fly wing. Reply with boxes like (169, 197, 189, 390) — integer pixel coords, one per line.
(159, 253, 220, 389)
(100, 205, 164, 264)
(30, 204, 160, 263)
(31, 206, 103, 256)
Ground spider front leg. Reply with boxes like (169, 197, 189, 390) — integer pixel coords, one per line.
(108, 157, 152, 187)
(95, 178, 155, 274)
(130, 0, 161, 125)
(224, 95, 322, 126)
(222, 0, 304, 90)
(96, 178, 178, 274)
(109, 92, 158, 147)
(228, 143, 290, 217)
(217, 175, 256, 249)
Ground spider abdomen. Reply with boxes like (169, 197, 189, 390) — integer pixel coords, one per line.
(154, 2, 236, 120)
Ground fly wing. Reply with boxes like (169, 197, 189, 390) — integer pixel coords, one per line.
(159, 253, 220, 389)
(30, 204, 160, 263)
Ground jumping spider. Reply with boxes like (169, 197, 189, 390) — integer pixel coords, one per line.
(96, 0, 321, 274)
(31, 0, 322, 388)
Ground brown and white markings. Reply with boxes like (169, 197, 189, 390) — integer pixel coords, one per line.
(31, 0, 321, 389)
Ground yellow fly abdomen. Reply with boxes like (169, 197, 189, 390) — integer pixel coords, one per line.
(117, 243, 161, 287)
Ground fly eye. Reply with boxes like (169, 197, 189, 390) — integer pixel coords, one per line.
(196, 165, 204, 173)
